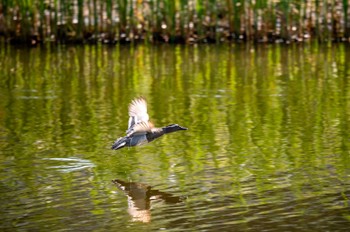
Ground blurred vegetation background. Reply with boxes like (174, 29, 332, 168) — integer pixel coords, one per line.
(0, 0, 350, 44)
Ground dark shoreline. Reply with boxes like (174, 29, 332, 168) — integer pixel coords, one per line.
(1, 0, 350, 46)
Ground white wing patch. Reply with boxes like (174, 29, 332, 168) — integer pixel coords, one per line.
(115, 141, 126, 149)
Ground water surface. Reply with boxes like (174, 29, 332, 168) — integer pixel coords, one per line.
(1, 44, 350, 231)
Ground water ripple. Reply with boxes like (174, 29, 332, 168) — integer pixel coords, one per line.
(43, 157, 95, 173)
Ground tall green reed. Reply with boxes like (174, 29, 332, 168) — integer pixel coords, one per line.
(0, 0, 349, 44)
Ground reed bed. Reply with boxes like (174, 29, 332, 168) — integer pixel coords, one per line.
(0, 0, 349, 44)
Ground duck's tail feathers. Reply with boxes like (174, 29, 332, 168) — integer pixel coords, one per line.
(111, 137, 128, 150)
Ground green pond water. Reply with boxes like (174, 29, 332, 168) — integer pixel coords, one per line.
(1, 44, 350, 231)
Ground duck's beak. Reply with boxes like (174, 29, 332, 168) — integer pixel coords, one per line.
(179, 126, 188, 130)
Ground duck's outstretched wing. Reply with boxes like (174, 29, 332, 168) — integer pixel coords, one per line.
(127, 97, 149, 131)
(127, 121, 156, 136)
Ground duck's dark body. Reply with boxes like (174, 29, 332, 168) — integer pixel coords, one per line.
(112, 130, 165, 150)
(111, 98, 187, 150)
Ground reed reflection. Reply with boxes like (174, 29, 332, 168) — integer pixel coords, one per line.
(112, 179, 182, 223)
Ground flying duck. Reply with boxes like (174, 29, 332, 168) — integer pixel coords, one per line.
(111, 97, 187, 150)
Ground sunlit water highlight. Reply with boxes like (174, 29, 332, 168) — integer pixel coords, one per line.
(1, 44, 350, 231)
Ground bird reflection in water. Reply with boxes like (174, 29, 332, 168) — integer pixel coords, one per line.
(112, 179, 183, 223)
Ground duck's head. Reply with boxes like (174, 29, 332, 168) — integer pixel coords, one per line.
(163, 124, 188, 133)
